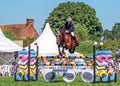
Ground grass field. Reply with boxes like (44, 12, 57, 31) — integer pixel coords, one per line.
(0, 76, 120, 86)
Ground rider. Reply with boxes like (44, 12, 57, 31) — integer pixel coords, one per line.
(62, 17, 79, 45)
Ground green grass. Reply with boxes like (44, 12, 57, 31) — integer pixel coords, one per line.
(0, 76, 120, 86)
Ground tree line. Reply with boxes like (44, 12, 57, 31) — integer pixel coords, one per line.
(103, 23, 120, 40)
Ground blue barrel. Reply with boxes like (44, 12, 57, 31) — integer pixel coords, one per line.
(102, 75, 108, 82)
(30, 55, 36, 58)
(19, 49, 28, 54)
(30, 74, 36, 81)
(106, 50, 112, 54)
(15, 73, 22, 81)
(110, 74, 115, 81)
(30, 49, 36, 58)
(30, 49, 36, 55)
(96, 50, 112, 55)
(95, 76, 99, 82)
(23, 74, 28, 81)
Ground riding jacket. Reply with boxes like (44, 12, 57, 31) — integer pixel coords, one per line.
(62, 22, 75, 33)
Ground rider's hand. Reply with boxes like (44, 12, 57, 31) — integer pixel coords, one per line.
(65, 30, 69, 33)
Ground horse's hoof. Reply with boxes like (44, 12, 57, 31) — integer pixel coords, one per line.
(62, 51, 65, 55)
(59, 55, 64, 58)
(62, 52, 65, 54)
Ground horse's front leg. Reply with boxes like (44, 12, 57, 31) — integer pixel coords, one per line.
(62, 45, 65, 55)
(58, 45, 62, 56)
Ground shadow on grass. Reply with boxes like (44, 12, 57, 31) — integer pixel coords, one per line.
(54, 80, 64, 82)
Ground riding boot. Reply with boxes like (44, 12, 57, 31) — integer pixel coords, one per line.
(72, 36, 79, 46)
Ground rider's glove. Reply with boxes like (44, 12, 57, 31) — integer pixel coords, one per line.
(65, 30, 69, 33)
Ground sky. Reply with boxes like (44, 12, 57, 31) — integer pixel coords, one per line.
(0, 0, 120, 34)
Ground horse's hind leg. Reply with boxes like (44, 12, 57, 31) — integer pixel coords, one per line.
(59, 51, 62, 56)
(59, 52, 62, 56)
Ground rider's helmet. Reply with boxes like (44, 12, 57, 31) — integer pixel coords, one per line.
(66, 17, 72, 22)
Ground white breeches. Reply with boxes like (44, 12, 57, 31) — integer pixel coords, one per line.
(71, 32, 74, 37)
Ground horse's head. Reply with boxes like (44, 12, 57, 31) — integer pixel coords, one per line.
(56, 30, 63, 45)
(64, 32, 72, 49)
(60, 29, 71, 48)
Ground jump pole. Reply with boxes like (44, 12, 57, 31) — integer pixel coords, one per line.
(36, 43, 39, 80)
(28, 45, 30, 81)
(93, 44, 96, 83)
(26, 41, 30, 81)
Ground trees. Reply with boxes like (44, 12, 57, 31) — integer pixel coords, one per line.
(44, 2, 103, 40)
(103, 30, 113, 40)
(112, 23, 120, 40)
(2, 29, 34, 47)
(103, 23, 120, 40)
(2, 29, 19, 40)
(23, 37, 34, 47)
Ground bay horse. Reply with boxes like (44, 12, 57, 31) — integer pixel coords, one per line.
(56, 28, 80, 56)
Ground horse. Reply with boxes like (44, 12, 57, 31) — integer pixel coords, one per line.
(56, 28, 80, 56)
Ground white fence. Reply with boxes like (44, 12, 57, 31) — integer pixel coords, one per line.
(0, 65, 14, 76)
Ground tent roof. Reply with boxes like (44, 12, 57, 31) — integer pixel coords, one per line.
(0, 28, 5, 37)
(0, 29, 22, 52)
(27, 23, 59, 56)
(26, 23, 82, 56)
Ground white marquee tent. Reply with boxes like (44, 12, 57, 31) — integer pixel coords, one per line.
(26, 23, 59, 56)
(0, 28, 22, 65)
(0, 31, 22, 52)
(0, 28, 5, 37)
(27, 23, 82, 56)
